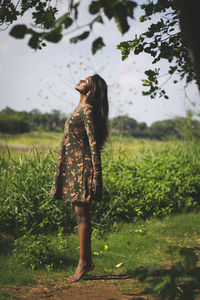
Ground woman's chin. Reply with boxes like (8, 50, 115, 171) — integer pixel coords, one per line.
(75, 85, 80, 91)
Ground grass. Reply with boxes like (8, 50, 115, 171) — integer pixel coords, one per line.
(0, 130, 184, 162)
(0, 133, 199, 297)
(0, 254, 35, 286)
(0, 291, 19, 299)
(0, 131, 62, 146)
(0, 131, 62, 160)
(91, 212, 200, 274)
(0, 212, 200, 296)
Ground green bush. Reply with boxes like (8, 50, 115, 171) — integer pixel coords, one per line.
(13, 227, 69, 270)
(0, 148, 75, 237)
(0, 142, 200, 237)
(96, 143, 200, 224)
(0, 114, 30, 134)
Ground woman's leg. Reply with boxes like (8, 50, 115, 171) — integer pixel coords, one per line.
(67, 202, 94, 282)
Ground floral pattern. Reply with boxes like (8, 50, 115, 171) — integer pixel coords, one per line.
(51, 104, 102, 203)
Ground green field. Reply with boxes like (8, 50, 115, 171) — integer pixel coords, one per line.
(0, 130, 183, 161)
(0, 132, 199, 299)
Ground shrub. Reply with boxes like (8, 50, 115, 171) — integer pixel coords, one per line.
(13, 227, 69, 270)
(0, 148, 75, 237)
(0, 115, 30, 134)
(0, 142, 200, 237)
(91, 142, 200, 225)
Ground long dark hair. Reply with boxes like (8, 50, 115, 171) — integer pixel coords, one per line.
(87, 74, 110, 151)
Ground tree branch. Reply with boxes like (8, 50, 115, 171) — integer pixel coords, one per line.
(63, 15, 100, 36)
(15, 0, 21, 10)
(158, 74, 172, 87)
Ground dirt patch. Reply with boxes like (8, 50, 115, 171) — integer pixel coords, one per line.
(3, 274, 154, 300)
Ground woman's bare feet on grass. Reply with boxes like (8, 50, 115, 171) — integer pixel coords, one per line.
(67, 261, 95, 282)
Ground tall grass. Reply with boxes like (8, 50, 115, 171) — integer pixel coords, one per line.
(0, 140, 200, 237)
(93, 140, 200, 226)
(0, 146, 75, 237)
(0, 131, 182, 160)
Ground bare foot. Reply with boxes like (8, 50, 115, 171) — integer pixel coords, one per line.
(67, 262, 95, 282)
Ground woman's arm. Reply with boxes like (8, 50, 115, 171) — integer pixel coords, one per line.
(81, 105, 102, 198)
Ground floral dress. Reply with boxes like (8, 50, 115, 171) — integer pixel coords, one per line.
(51, 104, 102, 203)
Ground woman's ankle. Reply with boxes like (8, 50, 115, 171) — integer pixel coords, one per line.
(78, 258, 92, 267)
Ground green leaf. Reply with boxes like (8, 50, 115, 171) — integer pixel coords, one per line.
(134, 44, 143, 55)
(114, 4, 130, 34)
(139, 15, 146, 22)
(113, 1, 136, 34)
(169, 66, 177, 75)
(116, 41, 131, 60)
(126, 1, 137, 18)
(142, 80, 150, 86)
(63, 16, 73, 28)
(45, 10, 55, 28)
(9, 24, 28, 39)
(94, 15, 103, 24)
(92, 37, 105, 54)
(104, 3, 113, 20)
(45, 27, 62, 43)
(70, 31, 90, 43)
(28, 34, 40, 49)
(115, 15, 129, 34)
(89, 1, 102, 14)
(54, 13, 73, 29)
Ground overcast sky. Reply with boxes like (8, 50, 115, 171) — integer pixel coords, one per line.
(0, 0, 199, 125)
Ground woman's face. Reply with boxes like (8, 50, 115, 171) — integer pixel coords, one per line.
(75, 76, 92, 94)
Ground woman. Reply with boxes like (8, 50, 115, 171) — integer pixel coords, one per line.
(51, 74, 109, 282)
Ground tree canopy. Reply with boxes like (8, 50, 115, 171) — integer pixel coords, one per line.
(1, 0, 199, 99)
(117, 0, 197, 99)
(0, 0, 136, 52)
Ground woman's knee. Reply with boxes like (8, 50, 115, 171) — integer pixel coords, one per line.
(73, 203, 91, 225)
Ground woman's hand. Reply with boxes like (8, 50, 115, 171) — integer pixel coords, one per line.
(92, 178, 102, 201)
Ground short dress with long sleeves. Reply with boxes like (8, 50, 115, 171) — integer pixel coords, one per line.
(51, 104, 102, 203)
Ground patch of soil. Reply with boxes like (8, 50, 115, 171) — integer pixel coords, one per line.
(3, 274, 155, 300)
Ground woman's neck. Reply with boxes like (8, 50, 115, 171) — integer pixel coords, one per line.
(79, 93, 88, 106)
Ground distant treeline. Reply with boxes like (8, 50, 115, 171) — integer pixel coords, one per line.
(1, 106, 200, 140)
(0, 107, 68, 134)
(110, 114, 200, 140)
